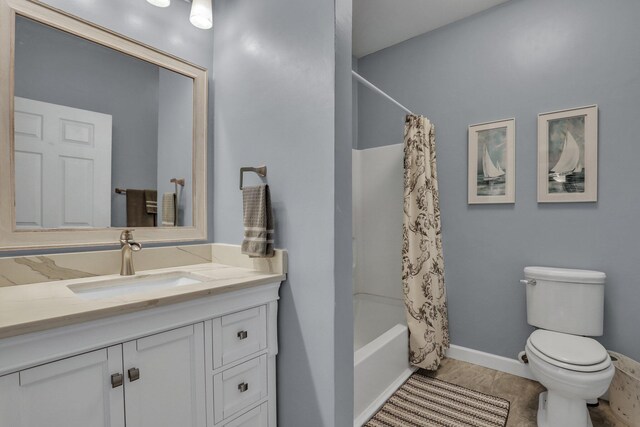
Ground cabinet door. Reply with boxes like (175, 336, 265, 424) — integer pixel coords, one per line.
(0, 346, 124, 427)
(124, 323, 206, 427)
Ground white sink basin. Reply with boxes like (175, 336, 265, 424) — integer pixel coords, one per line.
(68, 271, 207, 299)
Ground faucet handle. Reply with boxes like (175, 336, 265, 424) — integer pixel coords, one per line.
(120, 229, 135, 241)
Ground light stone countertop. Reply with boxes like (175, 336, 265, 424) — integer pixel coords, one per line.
(0, 244, 287, 339)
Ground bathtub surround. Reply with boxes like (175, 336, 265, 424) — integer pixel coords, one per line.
(351, 116, 417, 427)
(357, 0, 640, 363)
(352, 144, 405, 301)
(353, 294, 415, 425)
(402, 115, 449, 370)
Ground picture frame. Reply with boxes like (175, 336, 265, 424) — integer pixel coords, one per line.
(537, 105, 598, 202)
(468, 119, 515, 204)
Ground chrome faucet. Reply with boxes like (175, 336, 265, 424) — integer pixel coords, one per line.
(119, 229, 142, 276)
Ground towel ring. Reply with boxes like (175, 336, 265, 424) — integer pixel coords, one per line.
(239, 166, 267, 190)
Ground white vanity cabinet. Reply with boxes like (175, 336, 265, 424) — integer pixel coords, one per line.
(0, 324, 206, 427)
(0, 283, 280, 427)
(0, 346, 126, 427)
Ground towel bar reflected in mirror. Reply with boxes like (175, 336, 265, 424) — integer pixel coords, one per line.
(115, 178, 185, 195)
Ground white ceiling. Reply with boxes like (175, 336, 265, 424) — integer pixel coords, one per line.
(353, 0, 511, 58)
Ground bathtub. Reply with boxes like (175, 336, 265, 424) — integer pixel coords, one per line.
(353, 293, 416, 426)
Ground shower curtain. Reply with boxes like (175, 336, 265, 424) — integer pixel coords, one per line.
(402, 114, 449, 370)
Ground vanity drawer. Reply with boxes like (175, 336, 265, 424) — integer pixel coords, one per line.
(213, 306, 267, 368)
(222, 402, 268, 427)
(213, 355, 267, 423)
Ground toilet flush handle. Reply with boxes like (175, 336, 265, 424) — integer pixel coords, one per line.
(520, 279, 536, 286)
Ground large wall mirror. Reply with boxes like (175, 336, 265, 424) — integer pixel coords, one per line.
(0, 0, 208, 250)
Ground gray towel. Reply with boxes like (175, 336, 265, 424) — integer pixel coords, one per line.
(162, 192, 177, 226)
(241, 185, 274, 257)
(145, 190, 157, 214)
(127, 189, 156, 227)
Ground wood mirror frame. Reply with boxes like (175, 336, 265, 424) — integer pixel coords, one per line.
(0, 0, 208, 250)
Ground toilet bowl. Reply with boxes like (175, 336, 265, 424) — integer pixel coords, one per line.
(525, 330, 614, 427)
(520, 266, 612, 427)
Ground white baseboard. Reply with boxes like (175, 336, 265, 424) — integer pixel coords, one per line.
(446, 344, 536, 381)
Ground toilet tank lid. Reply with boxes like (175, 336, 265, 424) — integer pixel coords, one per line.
(524, 266, 606, 284)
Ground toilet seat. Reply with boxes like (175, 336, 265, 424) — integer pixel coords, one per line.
(527, 330, 610, 373)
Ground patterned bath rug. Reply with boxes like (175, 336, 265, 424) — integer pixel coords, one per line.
(365, 372, 510, 427)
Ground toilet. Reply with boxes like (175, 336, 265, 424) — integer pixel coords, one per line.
(522, 266, 614, 427)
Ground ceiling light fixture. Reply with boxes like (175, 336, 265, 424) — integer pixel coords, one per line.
(146, 0, 171, 8)
(189, 0, 213, 30)
(146, 0, 212, 30)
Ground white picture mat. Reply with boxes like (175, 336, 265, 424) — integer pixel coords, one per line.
(537, 105, 598, 203)
(468, 118, 515, 204)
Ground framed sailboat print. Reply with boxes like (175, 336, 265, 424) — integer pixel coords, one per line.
(468, 119, 515, 204)
(537, 105, 598, 202)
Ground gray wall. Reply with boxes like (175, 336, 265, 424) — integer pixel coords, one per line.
(334, 0, 353, 425)
(157, 68, 193, 227)
(213, 0, 350, 425)
(14, 17, 159, 227)
(357, 0, 640, 361)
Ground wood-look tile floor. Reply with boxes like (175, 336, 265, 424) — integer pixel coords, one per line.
(424, 358, 624, 427)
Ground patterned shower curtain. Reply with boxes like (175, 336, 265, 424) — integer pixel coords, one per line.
(402, 114, 450, 370)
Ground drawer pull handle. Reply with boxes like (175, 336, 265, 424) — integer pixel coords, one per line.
(111, 373, 123, 388)
(237, 330, 248, 340)
(238, 382, 249, 393)
(128, 367, 140, 382)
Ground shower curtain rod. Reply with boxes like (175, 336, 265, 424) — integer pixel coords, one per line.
(352, 70, 414, 115)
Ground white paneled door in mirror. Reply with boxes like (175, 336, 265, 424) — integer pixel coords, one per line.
(14, 97, 112, 229)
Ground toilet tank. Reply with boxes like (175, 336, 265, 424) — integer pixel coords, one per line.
(524, 266, 606, 336)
